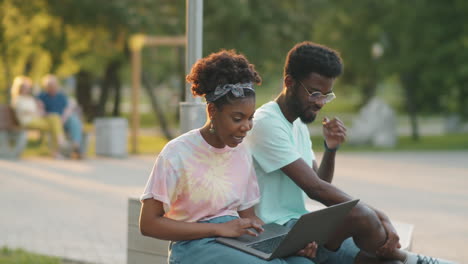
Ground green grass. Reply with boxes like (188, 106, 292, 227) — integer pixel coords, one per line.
(21, 137, 53, 158)
(132, 134, 169, 155)
(21, 133, 169, 158)
(121, 110, 180, 129)
(118, 132, 468, 154)
(311, 133, 468, 152)
(22, 132, 468, 158)
(393, 133, 468, 151)
(0, 247, 61, 264)
(19, 129, 468, 158)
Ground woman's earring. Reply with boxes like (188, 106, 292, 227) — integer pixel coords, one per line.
(209, 122, 215, 134)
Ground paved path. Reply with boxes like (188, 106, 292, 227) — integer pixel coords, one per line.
(1, 151, 467, 263)
(0, 155, 155, 264)
(327, 151, 468, 263)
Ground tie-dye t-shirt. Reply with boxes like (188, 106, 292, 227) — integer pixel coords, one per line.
(141, 129, 260, 222)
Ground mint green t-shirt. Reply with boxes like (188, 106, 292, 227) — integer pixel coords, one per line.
(246, 101, 315, 224)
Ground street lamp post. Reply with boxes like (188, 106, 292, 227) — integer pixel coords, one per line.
(179, 0, 206, 134)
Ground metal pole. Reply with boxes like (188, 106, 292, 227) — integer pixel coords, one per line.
(185, 0, 203, 102)
(180, 0, 206, 134)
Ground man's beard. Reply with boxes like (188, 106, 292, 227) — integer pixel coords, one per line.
(299, 111, 317, 124)
(287, 88, 317, 124)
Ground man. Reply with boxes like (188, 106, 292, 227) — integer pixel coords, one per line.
(39, 74, 85, 159)
(246, 42, 454, 264)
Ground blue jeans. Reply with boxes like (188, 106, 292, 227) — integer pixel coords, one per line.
(64, 114, 82, 146)
(169, 215, 315, 264)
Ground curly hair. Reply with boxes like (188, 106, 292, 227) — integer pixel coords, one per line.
(284, 41, 343, 81)
(186, 49, 261, 109)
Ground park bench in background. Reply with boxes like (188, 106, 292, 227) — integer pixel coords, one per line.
(127, 196, 414, 264)
(0, 104, 27, 159)
(0, 104, 90, 159)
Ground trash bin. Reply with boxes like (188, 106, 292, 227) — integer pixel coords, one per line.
(94, 117, 128, 158)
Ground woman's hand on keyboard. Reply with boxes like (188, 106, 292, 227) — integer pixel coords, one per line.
(216, 218, 264, 237)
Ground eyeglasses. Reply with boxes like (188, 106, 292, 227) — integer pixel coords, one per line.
(298, 80, 336, 104)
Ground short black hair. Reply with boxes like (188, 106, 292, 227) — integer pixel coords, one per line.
(284, 41, 343, 81)
(186, 49, 261, 109)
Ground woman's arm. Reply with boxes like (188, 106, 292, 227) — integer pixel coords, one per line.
(139, 199, 263, 241)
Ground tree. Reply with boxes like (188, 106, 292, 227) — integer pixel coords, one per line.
(379, 0, 468, 138)
(3, 0, 467, 137)
(311, 0, 468, 139)
(0, 0, 57, 101)
(203, 0, 317, 83)
(0, 0, 186, 120)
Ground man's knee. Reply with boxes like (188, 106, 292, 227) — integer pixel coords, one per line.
(349, 204, 383, 235)
(347, 204, 387, 255)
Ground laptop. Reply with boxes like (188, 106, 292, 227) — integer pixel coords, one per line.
(216, 199, 359, 260)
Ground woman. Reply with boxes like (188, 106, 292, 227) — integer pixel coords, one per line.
(139, 50, 317, 263)
(10, 76, 68, 159)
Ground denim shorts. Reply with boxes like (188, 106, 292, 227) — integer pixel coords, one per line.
(168, 215, 315, 264)
(168, 216, 359, 264)
(285, 219, 360, 264)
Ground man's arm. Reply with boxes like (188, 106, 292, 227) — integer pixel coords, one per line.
(282, 158, 352, 206)
(315, 117, 346, 183)
(315, 150, 336, 183)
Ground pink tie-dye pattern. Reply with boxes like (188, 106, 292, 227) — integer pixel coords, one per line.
(141, 129, 260, 223)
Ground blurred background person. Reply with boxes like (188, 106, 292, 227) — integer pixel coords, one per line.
(39, 74, 84, 159)
(10, 75, 69, 159)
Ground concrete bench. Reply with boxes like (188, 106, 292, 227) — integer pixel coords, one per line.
(127, 197, 413, 264)
(128, 197, 169, 264)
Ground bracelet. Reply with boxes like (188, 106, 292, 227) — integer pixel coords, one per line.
(324, 140, 339, 152)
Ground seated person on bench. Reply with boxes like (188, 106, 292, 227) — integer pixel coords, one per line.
(245, 41, 455, 264)
(38, 74, 84, 159)
(10, 75, 68, 159)
(139, 50, 318, 264)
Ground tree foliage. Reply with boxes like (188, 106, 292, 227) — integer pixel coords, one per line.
(309, 0, 468, 138)
(1, 0, 467, 128)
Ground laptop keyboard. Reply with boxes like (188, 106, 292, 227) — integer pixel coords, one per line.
(247, 235, 287, 254)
